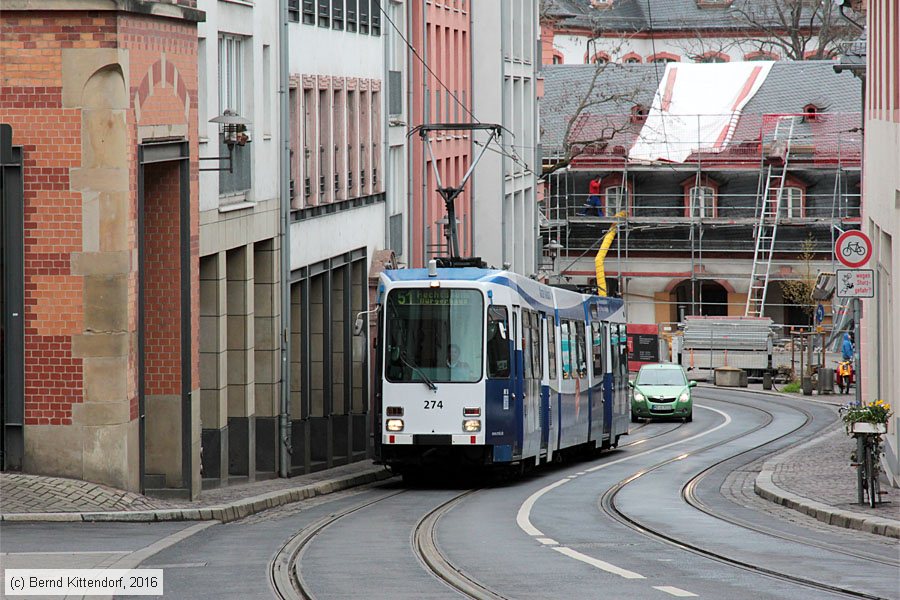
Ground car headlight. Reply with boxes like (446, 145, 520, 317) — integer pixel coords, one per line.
(633, 391, 646, 402)
(463, 419, 481, 432)
(386, 419, 404, 432)
(679, 391, 690, 403)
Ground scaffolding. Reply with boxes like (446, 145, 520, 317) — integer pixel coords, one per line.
(539, 112, 862, 324)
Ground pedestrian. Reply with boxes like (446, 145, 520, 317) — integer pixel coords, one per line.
(841, 333, 854, 361)
(578, 177, 603, 216)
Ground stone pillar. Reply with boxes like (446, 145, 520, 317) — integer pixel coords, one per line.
(200, 252, 228, 485)
(253, 239, 281, 476)
(226, 245, 255, 480)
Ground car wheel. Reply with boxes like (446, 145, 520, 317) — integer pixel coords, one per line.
(631, 410, 639, 423)
(685, 412, 693, 423)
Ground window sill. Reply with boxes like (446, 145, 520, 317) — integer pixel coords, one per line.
(262, 134, 272, 141)
(199, 136, 209, 145)
(221, 0, 254, 6)
(219, 200, 255, 213)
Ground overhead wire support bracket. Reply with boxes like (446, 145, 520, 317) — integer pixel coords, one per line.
(412, 123, 503, 260)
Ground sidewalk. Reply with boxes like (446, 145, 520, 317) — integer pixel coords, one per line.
(0, 461, 393, 523)
(721, 383, 900, 539)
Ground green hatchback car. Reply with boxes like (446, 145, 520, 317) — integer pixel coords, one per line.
(629, 363, 696, 423)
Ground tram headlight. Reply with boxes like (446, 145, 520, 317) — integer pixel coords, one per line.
(386, 419, 404, 432)
(679, 391, 691, 403)
(633, 390, 646, 402)
(463, 419, 481, 432)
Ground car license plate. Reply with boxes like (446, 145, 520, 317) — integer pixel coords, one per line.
(651, 403, 672, 411)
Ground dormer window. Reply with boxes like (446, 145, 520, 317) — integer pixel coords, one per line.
(630, 104, 649, 124)
(803, 103, 821, 122)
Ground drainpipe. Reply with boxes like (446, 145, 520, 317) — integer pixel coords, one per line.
(278, 0, 292, 478)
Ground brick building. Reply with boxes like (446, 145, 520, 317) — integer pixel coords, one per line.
(1, 1, 204, 498)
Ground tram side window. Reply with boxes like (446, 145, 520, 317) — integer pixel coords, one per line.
(522, 311, 533, 379)
(617, 324, 628, 380)
(574, 321, 587, 379)
(487, 306, 510, 378)
(531, 312, 542, 379)
(547, 316, 558, 380)
(560, 321, 572, 379)
(591, 322, 604, 376)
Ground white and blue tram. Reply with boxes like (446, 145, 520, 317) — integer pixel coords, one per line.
(373, 267, 630, 475)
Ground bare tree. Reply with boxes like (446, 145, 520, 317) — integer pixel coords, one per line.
(779, 235, 818, 325)
(729, 0, 856, 60)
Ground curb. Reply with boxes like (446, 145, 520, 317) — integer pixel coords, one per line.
(754, 467, 900, 539)
(0, 467, 395, 524)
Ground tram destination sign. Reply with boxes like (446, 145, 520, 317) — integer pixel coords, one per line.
(836, 269, 875, 298)
(393, 288, 473, 306)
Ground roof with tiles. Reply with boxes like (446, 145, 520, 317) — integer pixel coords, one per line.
(541, 61, 861, 165)
(543, 0, 822, 32)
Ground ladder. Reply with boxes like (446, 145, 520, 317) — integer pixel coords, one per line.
(745, 116, 797, 317)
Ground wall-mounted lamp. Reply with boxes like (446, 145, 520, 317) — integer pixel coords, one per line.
(199, 109, 252, 173)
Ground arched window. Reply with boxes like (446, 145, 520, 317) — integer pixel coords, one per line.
(802, 103, 821, 122)
(622, 52, 642, 64)
(689, 186, 716, 217)
(588, 51, 611, 65)
(695, 52, 730, 63)
(745, 50, 779, 61)
(647, 52, 680, 64)
(630, 104, 649, 124)
(778, 186, 804, 218)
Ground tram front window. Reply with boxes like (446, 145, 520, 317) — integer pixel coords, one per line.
(385, 288, 484, 383)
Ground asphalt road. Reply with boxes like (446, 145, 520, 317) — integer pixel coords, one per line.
(1, 389, 897, 600)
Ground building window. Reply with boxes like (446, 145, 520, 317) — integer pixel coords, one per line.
(371, 0, 381, 35)
(689, 186, 716, 217)
(630, 104, 649, 124)
(218, 35, 244, 115)
(745, 50, 779, 61)
(779, 186, 804, 218)
(318, 0, 330, 27)
(696, 52, 729, 63)
(359, 0, 369, 34)
(622, 53, 642, 64)
(302, 0, 315, 24)
(347, 0, 358, 32)
(288, 0, 300, 22)
(648, 52, 680, 63)
(803, 103, 821, 122)
(588, 52, 610, 65)
(604, 186, 626, 216)
(332, 0, 343, 29)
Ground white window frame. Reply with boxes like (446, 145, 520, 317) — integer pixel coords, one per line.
(218, 34, 244, 116)
(689, 185, 716, 217)
(604, 186, 626, 216)
(779, 186, 803, 218)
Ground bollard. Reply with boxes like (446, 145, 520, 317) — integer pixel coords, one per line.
(801, 376, 813, 396)
(763, 371, 773, 390)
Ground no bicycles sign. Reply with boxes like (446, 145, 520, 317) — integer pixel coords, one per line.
(835, 230, 873, 269)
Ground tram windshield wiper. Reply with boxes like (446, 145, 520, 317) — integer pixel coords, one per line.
(399, 351, 437, 392)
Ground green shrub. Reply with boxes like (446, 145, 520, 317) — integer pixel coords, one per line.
(782, 380, 801, 393)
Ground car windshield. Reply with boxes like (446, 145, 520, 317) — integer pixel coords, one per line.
(385, 288, 484, 383)
(637, 368, 687, 386)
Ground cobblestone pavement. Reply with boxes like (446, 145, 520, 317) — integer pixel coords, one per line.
(770, 422, 900, 520)
(0, 461, 388, 514)
(0, 474, 172, 513)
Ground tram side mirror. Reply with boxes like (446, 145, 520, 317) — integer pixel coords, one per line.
(353, 316, 365, 336)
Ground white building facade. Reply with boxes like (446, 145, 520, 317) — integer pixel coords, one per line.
(196, 0, 283, 488)
(471, 0, 541, 275)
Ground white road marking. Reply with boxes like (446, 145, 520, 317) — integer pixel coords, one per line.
(536, 538, 558, 546)
(517, 404, 731, 538)
(552, 546, 645, 579)
(653, 585, 698, 597)
(0, 551, 130, 556)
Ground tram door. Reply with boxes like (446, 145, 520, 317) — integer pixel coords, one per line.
(511, 307, 523, 454)
(521, 309, 542, 458)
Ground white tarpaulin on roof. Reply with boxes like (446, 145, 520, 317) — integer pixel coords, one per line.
(629, 61, 774, 163)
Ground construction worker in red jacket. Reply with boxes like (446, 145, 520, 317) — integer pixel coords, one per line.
(579, 177, 603, 216)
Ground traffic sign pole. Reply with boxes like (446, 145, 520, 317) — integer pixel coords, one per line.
(854, 298, 861, 407)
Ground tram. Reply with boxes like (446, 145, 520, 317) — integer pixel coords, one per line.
(372, 264, 630, 477)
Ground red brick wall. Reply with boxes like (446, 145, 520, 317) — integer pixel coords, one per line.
(0, 8, 200, 427)
(0, 12, 105, 425)
(143, 162, 183, 396)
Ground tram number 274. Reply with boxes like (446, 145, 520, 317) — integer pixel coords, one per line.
(424, 400, 444, 410)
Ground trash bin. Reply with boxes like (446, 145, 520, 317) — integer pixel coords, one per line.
(763, 371, 773, 390)
(818, 367, 834, 394)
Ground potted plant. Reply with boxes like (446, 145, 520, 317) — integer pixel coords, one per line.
(840, 399, 892, 434)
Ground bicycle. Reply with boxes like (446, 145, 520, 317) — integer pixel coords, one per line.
(853, 432, 883, 508)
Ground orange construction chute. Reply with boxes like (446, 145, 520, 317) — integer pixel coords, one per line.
(595, 211, 626, 297)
